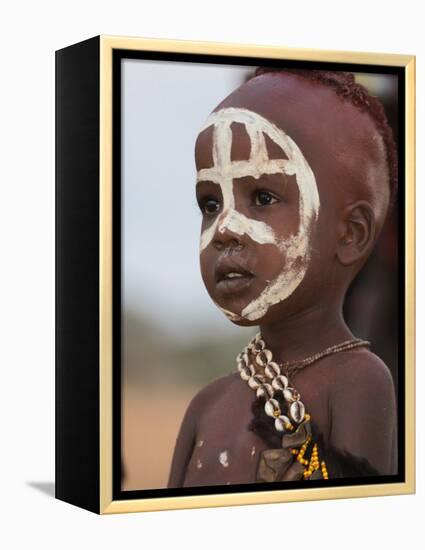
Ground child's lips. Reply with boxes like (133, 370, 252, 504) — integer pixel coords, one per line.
(216, 273, 255, 295)
(214, 258, 255, 295)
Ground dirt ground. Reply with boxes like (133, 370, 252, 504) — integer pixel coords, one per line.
(122, 382, 200, 491)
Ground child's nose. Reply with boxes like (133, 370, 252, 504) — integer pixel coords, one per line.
(213, 209, 244, 251)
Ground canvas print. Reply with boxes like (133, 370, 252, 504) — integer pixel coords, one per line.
(119, 57, 400, 492)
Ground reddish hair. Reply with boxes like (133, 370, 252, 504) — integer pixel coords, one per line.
(252, 68, 398, 209)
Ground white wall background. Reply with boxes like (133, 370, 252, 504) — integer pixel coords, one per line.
(0, 1, 423, 548)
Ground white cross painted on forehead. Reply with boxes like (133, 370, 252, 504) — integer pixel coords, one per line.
(197, 111, 298, 184)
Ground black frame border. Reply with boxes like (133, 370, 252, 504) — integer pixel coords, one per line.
(111, 48, 406, 502)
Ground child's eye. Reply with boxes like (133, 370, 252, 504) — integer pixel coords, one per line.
(254, 190, 279, 206)
(198, 197, 221, 215)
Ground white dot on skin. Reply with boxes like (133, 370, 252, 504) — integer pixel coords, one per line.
(197, 440, 204, 447)
(196, 459, 203, 469)
(219, 450, 230, 468)
(251, 446, 256, 457)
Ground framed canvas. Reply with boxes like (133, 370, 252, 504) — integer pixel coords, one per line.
(55, 35, 415, 514)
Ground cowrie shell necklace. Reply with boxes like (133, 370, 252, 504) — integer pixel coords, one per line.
(236, 333, 370, 434)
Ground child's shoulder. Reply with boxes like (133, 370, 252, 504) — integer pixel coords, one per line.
(325, 347, 396, 410)
(329, 347, 394, 389)
(322, 347, 397, 474)
(187, 371, 241, 414)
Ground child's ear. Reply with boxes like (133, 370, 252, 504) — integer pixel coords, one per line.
(336, 200, 377, 266)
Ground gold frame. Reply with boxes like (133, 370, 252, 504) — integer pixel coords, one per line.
(98, 35, 416, 514)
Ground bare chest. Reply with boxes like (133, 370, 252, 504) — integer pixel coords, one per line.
(183, 386, 269, 487)
(182, 372, 331, 488)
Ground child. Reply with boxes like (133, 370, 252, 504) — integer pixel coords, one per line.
(167, 68, 398, 488)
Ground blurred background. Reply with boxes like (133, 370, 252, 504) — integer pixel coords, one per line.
(121, 59, 399, 491)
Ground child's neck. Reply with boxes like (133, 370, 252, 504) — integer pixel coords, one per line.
(259, 301, 354, 364)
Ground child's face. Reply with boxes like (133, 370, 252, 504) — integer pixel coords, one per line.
(195, 72, 388, 326)
(196, 106, 320, 324)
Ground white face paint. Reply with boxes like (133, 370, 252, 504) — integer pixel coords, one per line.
(197, 107, 320, 322)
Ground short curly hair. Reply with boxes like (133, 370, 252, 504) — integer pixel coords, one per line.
(252, 68, 398, 209)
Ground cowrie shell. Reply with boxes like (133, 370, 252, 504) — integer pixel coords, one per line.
(265, 362, 281, 379)
(248, 374, 264, 390)
(274, 415, 292, 432)
(240, 366, 251, 381)
(264, 398, 281, 418)
(255, 349, 272, 367)
(283, 387, 298, 402)
(255, 339, 265, 351)
(256, 383, 274, 399)
(237, 357, 246, 371)
(290, 400, 305, 423)
(272, 375, 289, 391)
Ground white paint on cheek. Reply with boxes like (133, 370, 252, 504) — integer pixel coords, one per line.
(220, 210, 278, 246)
(197, 108, 320, 322)
(200, 209, 279, 252)
(241, 229, 313, 321)
(219, 450, 230, 468)
(241, 160, 318, 319)
(197, 439, 204, 447)
(213, 302, 242, 322)
(196, 459, 203, 469)
(200, 220, 217, 252)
